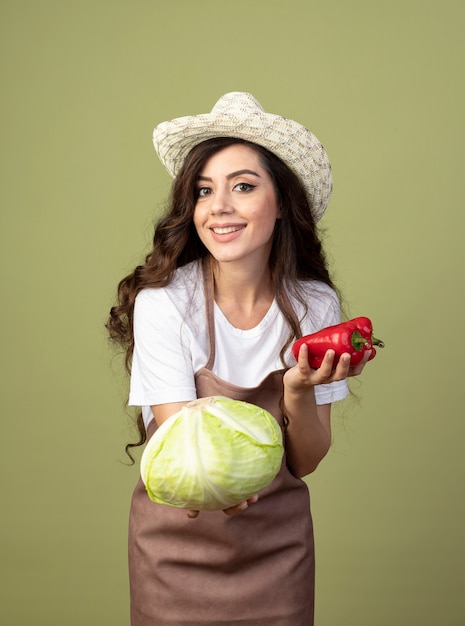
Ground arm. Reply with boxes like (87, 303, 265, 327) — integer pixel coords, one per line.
(151, 402, 187, 427)
(129, 286, 199, 412)
(282, 344, 370, 477)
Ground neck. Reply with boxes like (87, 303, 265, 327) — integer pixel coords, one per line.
(210, 258, 274, 328)
(212, 258, 272, 301)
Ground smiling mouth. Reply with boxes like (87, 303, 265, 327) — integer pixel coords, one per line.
(211, 225, 246, 235)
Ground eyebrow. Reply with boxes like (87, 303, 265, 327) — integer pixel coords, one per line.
(196, 169, 262, 182)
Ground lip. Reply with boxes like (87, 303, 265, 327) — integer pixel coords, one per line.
(208, 223, 246, 242)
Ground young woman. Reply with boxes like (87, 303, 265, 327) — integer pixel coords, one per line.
(107, 92, 371, 626)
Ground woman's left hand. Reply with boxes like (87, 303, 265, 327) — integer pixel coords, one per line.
(284, 344, 371, 392)
(186, 495, 259, 519)
(223, 494, 259, 516)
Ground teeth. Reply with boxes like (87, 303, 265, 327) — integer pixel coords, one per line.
(212, 226, 243, 234)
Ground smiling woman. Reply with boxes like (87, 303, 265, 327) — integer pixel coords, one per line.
(106, 92, 372, 626)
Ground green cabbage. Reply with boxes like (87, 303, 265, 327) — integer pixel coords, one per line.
(140, 396, 284, 511)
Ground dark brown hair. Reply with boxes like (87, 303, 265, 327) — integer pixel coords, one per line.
(107, 137, 337, 458)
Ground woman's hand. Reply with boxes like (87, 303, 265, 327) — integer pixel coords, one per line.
(186, 495, 259, 519)
(223, 495, 258, 516)
(284, 344, 371, 392)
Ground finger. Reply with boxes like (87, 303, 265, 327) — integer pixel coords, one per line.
(362, 349, 373, 363)
(349, 350, 372, 376)
(187, 509, 200, 518)
(332, 352, 351, 379)
(223, 502, 248, 516)
(316, 349, 337, 377)
(223, 495, 258, 516)
(297, 343, 310, 369)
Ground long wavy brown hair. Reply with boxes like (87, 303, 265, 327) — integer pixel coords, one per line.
(107, 137, 338, 459)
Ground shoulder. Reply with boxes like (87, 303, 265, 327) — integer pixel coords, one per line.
(291, 279, 341, 331)
(298, 279, 338, 301)
(134, 260, 204, 325)
(293, 279, 340, 311)
(135, 260, 203, 306)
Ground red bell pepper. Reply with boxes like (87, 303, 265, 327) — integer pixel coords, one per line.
(292, 317, 384, 369)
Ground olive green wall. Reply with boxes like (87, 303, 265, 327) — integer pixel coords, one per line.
(1, 1, 463, 624)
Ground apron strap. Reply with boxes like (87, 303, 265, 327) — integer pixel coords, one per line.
(202, 256, 216, 371)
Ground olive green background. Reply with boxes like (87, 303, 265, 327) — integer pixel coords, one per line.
(1, 1, 464, 624)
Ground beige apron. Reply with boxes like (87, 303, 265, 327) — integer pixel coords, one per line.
(128, 260, 315, 625)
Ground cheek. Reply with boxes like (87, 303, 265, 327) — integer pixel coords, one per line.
(193, 208, 207, 240)
(192, 206, 202, 230)
(257, 201, 281, 226)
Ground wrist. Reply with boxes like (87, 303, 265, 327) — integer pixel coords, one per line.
(282, 386, 317, 422)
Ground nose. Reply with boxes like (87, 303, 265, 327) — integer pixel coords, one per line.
(209, 188, 233, 215)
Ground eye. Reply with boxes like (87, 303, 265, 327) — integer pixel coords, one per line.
(234, 182, 255, 192)
(196, 186, 211, 198)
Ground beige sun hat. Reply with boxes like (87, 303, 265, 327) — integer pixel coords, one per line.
(152, 92, 332, 222)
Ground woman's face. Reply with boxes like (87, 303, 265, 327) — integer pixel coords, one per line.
(193, 144, 281, 267)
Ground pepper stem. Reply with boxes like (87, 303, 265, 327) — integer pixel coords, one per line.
(351, 331, 370, 351)
(372, 336, 385, 348)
